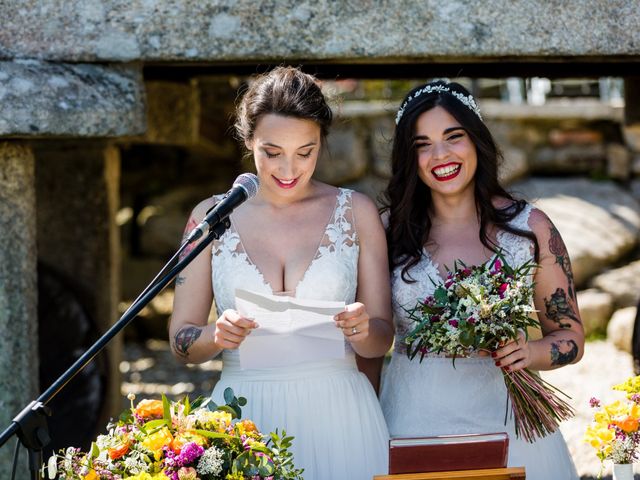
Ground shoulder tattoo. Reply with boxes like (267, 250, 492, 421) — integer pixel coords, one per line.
(548, 224, 576, 300)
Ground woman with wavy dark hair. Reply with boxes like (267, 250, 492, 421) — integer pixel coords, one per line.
(378, 80, 583, 479)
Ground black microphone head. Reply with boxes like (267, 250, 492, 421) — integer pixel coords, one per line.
(233, 173, 260, 199)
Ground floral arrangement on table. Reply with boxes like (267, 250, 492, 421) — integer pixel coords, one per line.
(404, 253, 574, 442)
(584, 375, 640, 467)
(44, 388, 303, 480)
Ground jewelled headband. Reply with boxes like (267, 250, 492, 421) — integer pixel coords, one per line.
(395, 84, 483, 125)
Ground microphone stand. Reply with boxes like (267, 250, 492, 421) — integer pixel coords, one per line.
(0, 217, 231, 480)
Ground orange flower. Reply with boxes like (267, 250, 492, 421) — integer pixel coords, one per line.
(238, 420, 258, 433)
(108, 440, 131, 460)
(135, 399, 164, 419)
(614, 416, 639, 434)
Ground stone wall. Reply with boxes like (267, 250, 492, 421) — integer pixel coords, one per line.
(1, 1, 639, 62)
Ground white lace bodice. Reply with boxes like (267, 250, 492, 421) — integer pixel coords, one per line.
(391, 203, 535, 355)
(211, 188, 359, 360)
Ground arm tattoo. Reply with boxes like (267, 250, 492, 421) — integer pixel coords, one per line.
(550, 339, 579, 366)
(173, 326, 202, 358)
(179, 217, 199, 261)
(544, 288, 581, 328)
(548, 224, 576, 300)
(175, 216, 199, 287)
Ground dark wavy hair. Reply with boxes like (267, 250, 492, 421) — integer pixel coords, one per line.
(234, 66, 333, 146)
(382, 80, 539, 282)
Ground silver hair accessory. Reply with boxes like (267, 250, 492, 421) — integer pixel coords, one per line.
(395, 84, 482, 124)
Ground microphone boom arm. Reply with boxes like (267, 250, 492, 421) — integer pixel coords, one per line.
(0, 217, 231, 476)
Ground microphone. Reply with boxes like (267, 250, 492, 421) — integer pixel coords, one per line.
(185, 173, 259, 243)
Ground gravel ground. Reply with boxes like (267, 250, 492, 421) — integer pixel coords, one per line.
(121, 339, 638, 479)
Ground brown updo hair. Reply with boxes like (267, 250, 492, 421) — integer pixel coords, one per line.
(234, 66, 333, 146)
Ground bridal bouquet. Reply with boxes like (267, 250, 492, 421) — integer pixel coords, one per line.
(585, 376, 640, 465)
(404, 253, 574, 442)
(45, 388, 302, 480)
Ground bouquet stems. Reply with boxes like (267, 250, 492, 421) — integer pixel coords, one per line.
(503, 368, 574, 443)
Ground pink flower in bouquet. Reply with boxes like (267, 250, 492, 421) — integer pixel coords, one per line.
(498, 283, 509, 298)
(467, 316, 476, 324)
(448, 319, 459, 328)
(491, 258, 502, 273)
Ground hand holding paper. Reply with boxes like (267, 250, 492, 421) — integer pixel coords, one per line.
(234, 289, 346, 369)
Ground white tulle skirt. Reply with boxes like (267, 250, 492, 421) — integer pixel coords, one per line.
(212, 351, 389, 480)
(380, 354, 578, 480)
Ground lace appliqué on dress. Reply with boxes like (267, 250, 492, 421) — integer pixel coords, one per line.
(210, 188, 360, 346)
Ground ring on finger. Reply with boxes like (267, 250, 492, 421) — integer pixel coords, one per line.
(351, 327, 357, 335)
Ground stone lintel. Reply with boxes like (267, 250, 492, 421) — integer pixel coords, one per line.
(0, 1, 639, 62)
(0, 60, 145, 137)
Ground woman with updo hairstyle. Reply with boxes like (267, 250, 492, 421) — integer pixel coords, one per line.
(378, 80, 583, 479)
(169, 66, 392, 479)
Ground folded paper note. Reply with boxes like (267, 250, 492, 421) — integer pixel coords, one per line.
(235, 289, 346, 369)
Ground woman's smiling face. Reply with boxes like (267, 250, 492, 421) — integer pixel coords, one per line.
(413, 106, 478, 199)
(248, 113, 321, 199)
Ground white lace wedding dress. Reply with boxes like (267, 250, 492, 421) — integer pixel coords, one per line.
(379, 204, 578, 480)
(210, 188, 389, 480)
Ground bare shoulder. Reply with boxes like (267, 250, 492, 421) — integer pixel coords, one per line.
(350, 190, 384, 237)
(190, 195, 220, 222)
(351, 190, 380, 220)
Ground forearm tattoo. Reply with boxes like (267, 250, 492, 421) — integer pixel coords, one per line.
(548, 224, 576, 300)
(176, 216, 199, 286)
(173, 326, 202, 358)
(544, 288, 581, 328)
(550, 339, 579, 366)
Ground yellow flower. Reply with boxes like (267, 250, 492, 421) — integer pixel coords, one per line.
(613, 375, 640, 396)
(235, 420, 261, 438)
(584, 423, 615, 450)
(171, 431, 208, 453)
(141, 427, 174, 459)
(83, 470, 98, 480)
(210, 411, 233, 433)
(604, 399, 628, 418)
(125, 473, 171, 480)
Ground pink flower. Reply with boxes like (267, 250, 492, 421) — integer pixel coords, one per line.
(467, 316, 476, 324)
(462, 267, 472, 277)
(444, 279, 454, 288)
(498, 283, 509, 298)
(589, 397, 601, 408)
(448, 319, 459, 328)
(492, 259, 503, 273)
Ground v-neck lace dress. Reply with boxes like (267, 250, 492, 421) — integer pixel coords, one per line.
(210, 188, 389, 480)
(379, 203, 578, 480)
